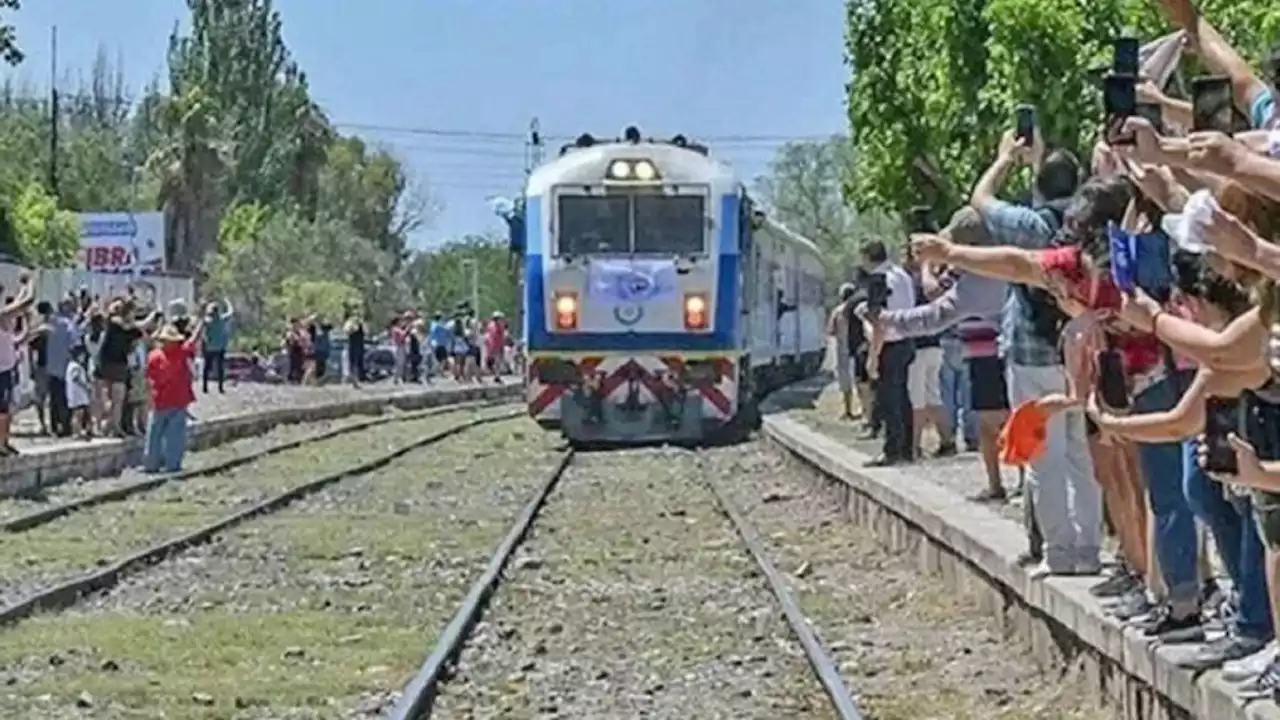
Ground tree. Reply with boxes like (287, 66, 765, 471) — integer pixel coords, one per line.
(843, 0, 1280, 212)
(0, 0, 22, 66)
(401, 234, 518, 321)
(9, 181, 78, 266)
(754, 137, 901, 282)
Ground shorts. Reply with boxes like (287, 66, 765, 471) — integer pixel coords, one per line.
(1253, 491, 1280, 550)
(433, 346, 449, 363)
(907, 346, 944, 410)
(96, 362, 129, 384)
(0, 369, 11, 411)
(469, 346, 481, 361)
(835, 352, 854, 392)
(852, 347, 870, 383)
(128, 369, 148, 404)
(966, 356, 1009, 412)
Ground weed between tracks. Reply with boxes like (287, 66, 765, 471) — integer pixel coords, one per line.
(0, 413, 555, 718)
(0, 411, 414, 522)
(0, 412, 476, 609)
(708, 445, 1111, 720)
(431, 448, 834, 720)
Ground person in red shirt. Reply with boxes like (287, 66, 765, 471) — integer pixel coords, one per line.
(143, 320, 203, 474)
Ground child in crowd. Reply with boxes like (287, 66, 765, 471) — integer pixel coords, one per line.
(66, 345, 92, 440)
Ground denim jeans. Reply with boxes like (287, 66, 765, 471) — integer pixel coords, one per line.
(1182, 440, 1273, 640)
(940, 336, 977, 446)
(1132, 372, 1200, 605)
(144, 407, 189, 473)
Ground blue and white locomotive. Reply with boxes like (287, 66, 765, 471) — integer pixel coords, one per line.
(520, 127, 826, 443)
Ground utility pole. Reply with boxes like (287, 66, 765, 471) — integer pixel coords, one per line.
(514, 118, 543, 350)
(524, 117, 543, 177)
(48, 26, 59, 197)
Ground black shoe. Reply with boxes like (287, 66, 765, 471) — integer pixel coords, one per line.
(1142, 607, 1201, 638)
(968, 487, 1008, 503)
(934, 442, 958, 458)
(1089, 571, 1140, 599)
(1014, 550, 1042, 568)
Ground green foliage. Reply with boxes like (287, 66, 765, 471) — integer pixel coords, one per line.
(754, 137, 903, 282)
(401, 234, 519, 321)
(9, 181, 78, 266)
(265, 277, 361, 323)
(0, 0, 21, 66)
(843, 0, 1280, 212)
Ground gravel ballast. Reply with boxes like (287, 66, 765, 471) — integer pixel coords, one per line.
(0, 417, 563, 719)
(430, 447, 836, 720)
(0, 408, 494, 609)
(705, 441, 1110, 720)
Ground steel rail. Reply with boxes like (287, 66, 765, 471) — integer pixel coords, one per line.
(387, 448, 576, 720)
(2, 398, 516, 534)
(0, 409, 524, 628)
(696, 451, 864, 720)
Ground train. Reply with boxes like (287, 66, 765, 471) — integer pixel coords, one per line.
(518, 127, 826, 443)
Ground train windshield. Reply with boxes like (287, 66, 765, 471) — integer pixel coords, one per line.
(554, 192, 708, 257)
(556, 196, 630, 256)
(632, 195, 706, 256)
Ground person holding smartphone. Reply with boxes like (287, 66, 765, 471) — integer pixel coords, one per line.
(937, 120, 1103, 579)
(858, 240, 916, 467)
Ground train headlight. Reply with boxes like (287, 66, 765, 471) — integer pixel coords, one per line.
(683, 293, 708, 330)
(605, 159, 661, 182)
(554, 292, 578, 330)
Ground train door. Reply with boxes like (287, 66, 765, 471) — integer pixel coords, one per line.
(738, 197, 755, 352)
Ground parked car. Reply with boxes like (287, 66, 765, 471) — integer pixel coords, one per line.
(224, 353, 267, 383)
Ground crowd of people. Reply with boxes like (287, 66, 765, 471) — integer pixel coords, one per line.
(0, 279, 213, 472)
(278, 302, 518, 388)
(830, 1, 1280, 699)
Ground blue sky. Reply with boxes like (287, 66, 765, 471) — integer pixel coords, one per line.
(11, 0, 848, 250)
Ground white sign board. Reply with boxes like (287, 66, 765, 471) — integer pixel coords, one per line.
(77, 212, 166, 275)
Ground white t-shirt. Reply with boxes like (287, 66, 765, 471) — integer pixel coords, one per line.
(66, 361, 91, 409)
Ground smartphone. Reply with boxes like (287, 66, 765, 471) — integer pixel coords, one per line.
(1108, 225, 1136, 293)
(1136, 102, 1164, 133)
(1015, 105, 1036, 145)
(1191, 75, 1234, 134)
(1203, 398, 1242, 475)
(1113, 36, 1140, 76)
(907, 206, 938, 234)
(1104, 73, 1137, 145)
(864, 273, 890, 313)
(1096, 350, 1130, 410)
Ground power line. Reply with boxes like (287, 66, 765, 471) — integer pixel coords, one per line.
(334, 121, 837, 145)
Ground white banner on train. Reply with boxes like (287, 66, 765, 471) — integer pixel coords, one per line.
(78, 211, 166, 274)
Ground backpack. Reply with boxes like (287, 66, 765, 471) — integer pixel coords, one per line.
(1015, 199, 1072, 343)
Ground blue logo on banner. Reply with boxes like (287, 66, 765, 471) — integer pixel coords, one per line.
(613, 304, 644, 326)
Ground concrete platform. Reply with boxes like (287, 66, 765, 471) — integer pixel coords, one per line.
(1, 381, 522, 498)
(764, 381, 1280, 720)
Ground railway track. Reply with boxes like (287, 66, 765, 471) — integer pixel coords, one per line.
(0, 403, 522, 627)
(391, 444, 859, 720)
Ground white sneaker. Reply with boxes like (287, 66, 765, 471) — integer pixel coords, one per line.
(1222, 642, 1276, 683)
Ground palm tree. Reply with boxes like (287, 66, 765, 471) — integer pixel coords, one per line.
(145, 84, 231, 274)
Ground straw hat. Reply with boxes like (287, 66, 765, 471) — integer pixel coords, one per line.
(154, 324, 185, 343)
